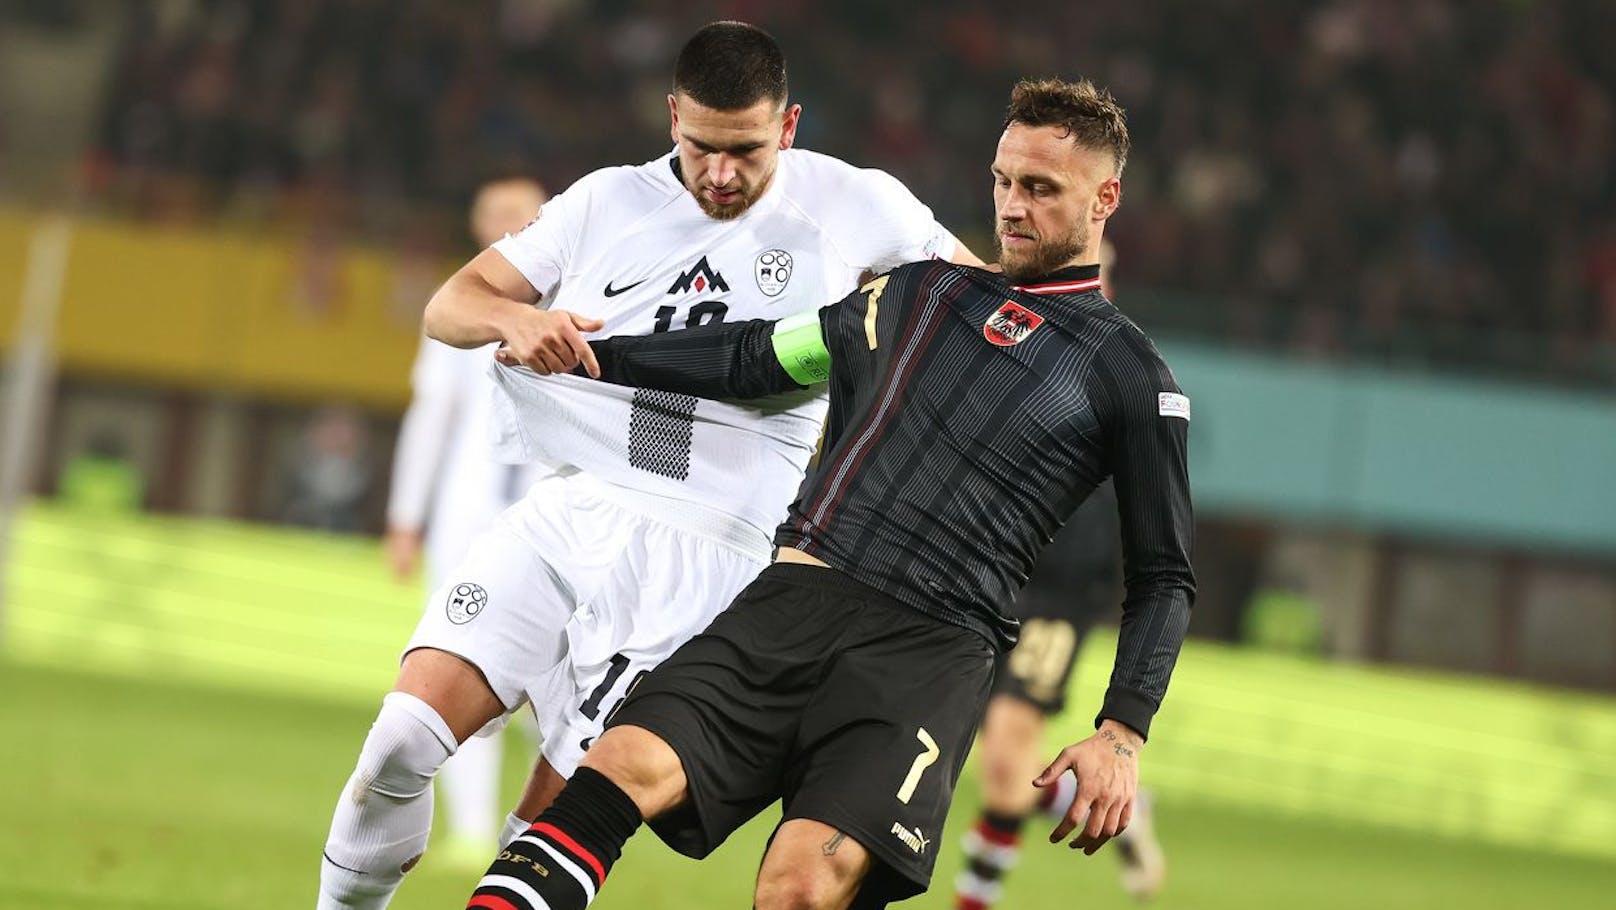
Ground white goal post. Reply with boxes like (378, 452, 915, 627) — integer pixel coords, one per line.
(0, 214, 72, 643)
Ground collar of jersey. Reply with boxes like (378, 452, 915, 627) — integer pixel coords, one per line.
(1010, 263, 1103, 295)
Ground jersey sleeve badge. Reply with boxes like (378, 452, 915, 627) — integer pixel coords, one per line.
(1157, 392, 1191, 420)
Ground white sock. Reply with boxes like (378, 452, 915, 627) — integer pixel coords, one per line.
(498, 811, 531, 852)
(317, 692, 456, 910)
(439, 730, 502, 845)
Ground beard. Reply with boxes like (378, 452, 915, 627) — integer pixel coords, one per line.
(994, 218, 1089, 283)
(689, 171, 771, 221)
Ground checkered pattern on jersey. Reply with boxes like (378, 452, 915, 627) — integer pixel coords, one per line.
(627, 388, 698, 480)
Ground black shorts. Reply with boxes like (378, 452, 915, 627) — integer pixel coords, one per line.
(992, 591, 1101, 716)
(606, 562, 995, 905)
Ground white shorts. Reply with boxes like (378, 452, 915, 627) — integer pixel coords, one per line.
(405, 471, 768, 777)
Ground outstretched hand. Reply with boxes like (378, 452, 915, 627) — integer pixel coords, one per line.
(493, 309, 605, 377)
(383, 526, 423, 581)
(1035, 719, 1142, 855)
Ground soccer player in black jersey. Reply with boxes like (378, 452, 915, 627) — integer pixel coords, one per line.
(953, 246, 1166, 910)
(465, 78, 1194, 910)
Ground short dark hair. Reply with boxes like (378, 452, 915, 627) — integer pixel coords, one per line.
(673, 21, 787, 110)
(1004, 78, 1130, 176)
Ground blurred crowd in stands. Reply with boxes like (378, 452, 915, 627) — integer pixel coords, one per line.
(76, 0, 1616, 384)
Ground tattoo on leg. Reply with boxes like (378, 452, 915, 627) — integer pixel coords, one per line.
(821, 832, 848, 856)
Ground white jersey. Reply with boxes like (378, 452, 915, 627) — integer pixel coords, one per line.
(489, 148, 956, 547)
(388, 336, 541, 583)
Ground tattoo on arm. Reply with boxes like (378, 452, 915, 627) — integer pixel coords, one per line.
(821, 832, 848, 856)
(1100, 728, 1135, 759)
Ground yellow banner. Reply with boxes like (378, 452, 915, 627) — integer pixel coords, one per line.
(3, 209, 450, 409)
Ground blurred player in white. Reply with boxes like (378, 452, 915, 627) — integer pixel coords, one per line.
(315, 21, 979, 909)
(383, 173, 546, 866)
(952, 240, 1167, 910)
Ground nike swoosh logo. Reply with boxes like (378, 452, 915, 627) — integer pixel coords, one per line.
(603, 278, 648, 297)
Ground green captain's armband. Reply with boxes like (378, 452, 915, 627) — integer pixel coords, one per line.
(771, 309, 832, 385)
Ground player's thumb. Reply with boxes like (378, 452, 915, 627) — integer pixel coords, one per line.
(570, 313, 606, 333)
(1033, 757, 1067, 788)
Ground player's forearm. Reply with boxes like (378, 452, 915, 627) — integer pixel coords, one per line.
(386, 390, 455, 529)
(1099, 512, 1195, 739)
(1097, 580, 1193, 740)
(588, 315, 823, 399)
(423, 270, 534, 349)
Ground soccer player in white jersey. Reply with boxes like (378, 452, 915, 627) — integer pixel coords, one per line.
(315, 21, 979, 909)
(384, 173, 546, 866)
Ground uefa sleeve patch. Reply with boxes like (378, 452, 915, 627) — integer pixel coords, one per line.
(1158, 392, 1191, 421)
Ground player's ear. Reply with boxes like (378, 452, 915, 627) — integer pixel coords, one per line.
(668, 93, 681, 145)
(1093, 177, 1121, 222)
(778, 102, 802, 150)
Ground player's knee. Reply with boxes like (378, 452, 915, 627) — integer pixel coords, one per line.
(756, 822, 869, 910)
(577, 725, 686, 817)
(355, 692, 457, 799)
(977, 697, 1046, 809)
(979, 740, 1026, 799)
(755, 862, 861, 910)
(320, 693, 457, 897)
(394, 646, 507, 740)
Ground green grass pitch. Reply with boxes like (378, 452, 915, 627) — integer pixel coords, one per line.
(4, 660, 1615, 910)
(4, 504, 1616, 908)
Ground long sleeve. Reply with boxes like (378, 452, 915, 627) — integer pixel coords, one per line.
(587, 316, 818, 400)
(1087, 327, 1196, 740)
(386, 336, 468, 530)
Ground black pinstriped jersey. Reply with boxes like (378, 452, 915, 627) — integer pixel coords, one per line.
(586, 260, 1194, 737)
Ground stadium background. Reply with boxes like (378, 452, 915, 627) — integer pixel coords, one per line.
(1, 1, 1613, 908)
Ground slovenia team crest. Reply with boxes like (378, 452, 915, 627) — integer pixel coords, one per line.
(984, 301, 1045, 346)
(445, 582, 488, 624)
(754, 249, 793, 297)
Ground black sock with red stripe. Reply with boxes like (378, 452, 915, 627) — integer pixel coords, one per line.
(467, 767, 642, 910)
(954, 811, 1025, 910)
